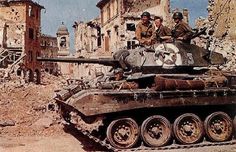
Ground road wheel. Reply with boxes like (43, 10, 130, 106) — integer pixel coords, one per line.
(204, 112, 233, 142)
(173, 113, 204, 144)
(141, 115, 172, 147)
(106, 118, 139, 149)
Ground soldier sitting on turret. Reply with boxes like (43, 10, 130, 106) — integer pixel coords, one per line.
(171, 12, 194, 44)
(135, 11, 155, 46)
(152, 16, 172, 43)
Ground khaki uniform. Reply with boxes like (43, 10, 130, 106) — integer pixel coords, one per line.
(153, 25, 171, 43)
(172, 21, 193, 43)
(135, 21, 155, 45)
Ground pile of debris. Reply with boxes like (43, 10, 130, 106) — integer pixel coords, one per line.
(194, 37, 236, 72)
(194, 0, 236, 72)
(0, 72, 67, 137)
(210, 38, 236, 72)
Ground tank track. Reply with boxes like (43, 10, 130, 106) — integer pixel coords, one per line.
(57, 86, 236, 151)
(71, 117, 236, 152)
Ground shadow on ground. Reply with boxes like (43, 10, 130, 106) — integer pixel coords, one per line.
(63, 125, 109, 151)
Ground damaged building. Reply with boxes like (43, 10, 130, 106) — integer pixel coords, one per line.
(73, 0, 189, 78)
(96, 0, 172, 53)
(208, 0, 236, 40)
(96, 0, 189, 53)
(75, 0, 189, 56)
(195, 0, 236, 72)
(0, 0, 44, 83)
(74, 17, 103, 57)
(40, 34, 59, 75)
(208, 0, 236, 72)
(73, 17, 110, 79)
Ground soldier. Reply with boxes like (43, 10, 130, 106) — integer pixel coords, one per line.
(172, 12, 194, 43)
(135, 11, 155, 46)
(152, 16, 171, 43)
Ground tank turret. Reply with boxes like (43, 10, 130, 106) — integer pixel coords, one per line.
(38, 41, 224, 75)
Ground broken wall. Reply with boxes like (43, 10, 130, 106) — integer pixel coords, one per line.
(0, 20, 6, 47)
(208, 0, 236, 40)
(0, 4, 26, 48)
(74, 22, 99, 54)
(0, 1, 44, 84)
(6, 23, 25, 48)
(209, 0, 236, 72)
(124, 0, 161, 12)
(99, 0, 171, 53)
(41, 34, 59, 75)
(124, 0, 171, 25)
(73, 18, 111, 79)
(194, 0, 236, 72)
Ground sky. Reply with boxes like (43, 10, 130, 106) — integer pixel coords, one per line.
(38, 0, 208, 50)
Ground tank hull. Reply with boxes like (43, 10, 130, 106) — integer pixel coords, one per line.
(57, 88, 236, 117)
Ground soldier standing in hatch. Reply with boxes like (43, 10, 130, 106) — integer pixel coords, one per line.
(135, 11, 155, 46)
(172, 12, 194, 43)
(152, 16, 172, 43)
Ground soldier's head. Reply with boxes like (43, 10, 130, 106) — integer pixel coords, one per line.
(173, 12, 183, 23)
(141, 11, 151, 24)
(154, 16, 163, 28)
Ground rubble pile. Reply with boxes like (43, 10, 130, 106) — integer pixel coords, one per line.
(0, 72, 66, 137)
(207, 0, 236, 72)
(195, 0, 236, 72)
(210, 38, 236, 72)
(193, 34, 236, 72)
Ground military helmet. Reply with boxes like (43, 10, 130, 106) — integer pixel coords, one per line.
(173, 12, 183, 20)
(141, 11, 151, 18)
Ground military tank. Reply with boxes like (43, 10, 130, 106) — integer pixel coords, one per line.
(38, 41, 236, 151)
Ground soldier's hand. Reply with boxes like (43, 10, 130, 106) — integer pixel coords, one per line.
(177, 37, 184, 40)
(145, 40, 152, 45)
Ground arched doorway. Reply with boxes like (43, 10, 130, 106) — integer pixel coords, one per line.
(29, 69, 34, 82)
(35, 69, 41, 84)
(16, 68, 22, 76)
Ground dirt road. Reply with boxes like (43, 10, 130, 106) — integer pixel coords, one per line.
(1, 133, 236, 152)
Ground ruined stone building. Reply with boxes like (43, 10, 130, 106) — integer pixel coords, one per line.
(0, 0, 44, 83)
(72, 0, 189, 79)
(194, 0, 236, 72)
(195, 0, 236, 40)
(40, 34, 59, 75)
(208, 0, 236, 40)
(74, 17, 103, 57)
(73, 17, 110, 79)
(72, 0, 173, 79)
(96, 0, 172, 53)
(95, 0, 189, 53)
(208, 0, 236, 72)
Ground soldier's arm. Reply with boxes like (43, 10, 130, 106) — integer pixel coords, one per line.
(164, 26, 172, 36)
(135, 24, 144, 44)
(150, 25, 157, 43)
(182, 23, 194, 40)
(150, 30, 159, 44)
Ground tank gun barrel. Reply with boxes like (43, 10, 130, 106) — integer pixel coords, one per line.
(37, 57, 120, 67)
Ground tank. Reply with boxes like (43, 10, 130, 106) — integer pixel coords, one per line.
(38, 41, 236, 151)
